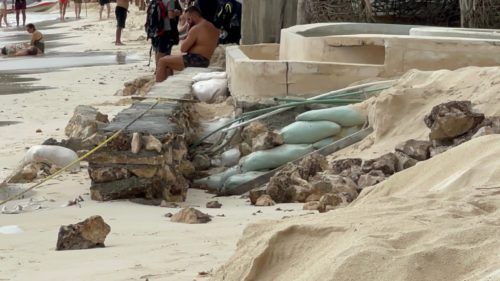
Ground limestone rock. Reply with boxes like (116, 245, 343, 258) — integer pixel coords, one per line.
(309, 173, 358, 202)
(89, 167, 130, 183)
(171, 208, 211, 224)
(293, 185, 312, 203)
(362, 153, 398, 176)
(121, 75, 155, 96)
(318, 193, 342, 213)
(65, 105, 109, 140)
(193, 154, 211, 171)
(394, 151, 419, 171)
(255, 195, 275, 206)
(424, 101, 484, 141)
(249, 189, 267, 205)
(472, 126, 497, 139)
(395, 139, 431, 161)
(331, 158, 363, 174)
(81, 133, 106, 148)
(206, 201, 222, 208)
(239, 142, 252, 156)
(357, 170, 386, 190)
(131, 132, 141, 154)
(303, 201, 320, 211)
(241, 121, 268, 145)
(142, 135, 162, 153)
(56, 216, 111, 251)
(305, 193, 322, 202)
(252, 131, 284, 151)
(429, 146, 451, 157)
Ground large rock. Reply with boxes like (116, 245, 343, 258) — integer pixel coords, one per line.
(252, 131, 284, 151)
(65, 105, 109, 140)
(362, 153, 398, 176)
(424, 101, 484, 141)
(395, 139, 432, 161)
(56, 216, 111, 251)
(241, 121, 268, 146)
(171, 208, 211, 224)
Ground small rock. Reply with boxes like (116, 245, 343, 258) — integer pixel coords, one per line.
(394, 151, 419, 171)
(362, 153, 398, 176)
(36, 129, 42, 133)
(171, 207, 211, 224)
(238, 142, 252, 156)
(302, 201, 320, 211)
(331, 158, 362, 174)
(252, 131, 284, 151)
(131, 132, 141, 154)
(318, 193, 342, 213)
(255, 195, 275, 206)
(305, 193, 322, 202)
(56, 215, 111, 251)
(429, 146, 450, 157)
(216, 214, 225, 217)
(249, 189, 267, 205)
(164, 213, 173, 218)
(206, 201, 222, 208)
(241, 121, 268, 145)
(357, 170, 386, 190)
(142, 135, 162, 153)
(395, 139, 432, 161)
(192, 154, 211, 170)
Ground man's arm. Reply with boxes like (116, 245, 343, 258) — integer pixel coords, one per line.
(180, 26, 197, 53)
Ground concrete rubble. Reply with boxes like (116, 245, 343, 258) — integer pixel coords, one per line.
(56, 216, 111, 251)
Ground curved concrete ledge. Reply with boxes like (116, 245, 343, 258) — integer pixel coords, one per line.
(410, 27, 500, 40)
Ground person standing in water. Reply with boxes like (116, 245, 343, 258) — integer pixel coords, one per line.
(73, 0, 82, 19)
(12, 0, 26, 26)
(59, 0, 69, 21)
(99, 0, 110, 20)
(0, 0, 9, 28)
(115, 0, 128, 45)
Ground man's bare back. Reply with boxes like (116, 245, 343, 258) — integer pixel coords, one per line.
(181, 19, 219, 60)
(116, 0, 128, 9)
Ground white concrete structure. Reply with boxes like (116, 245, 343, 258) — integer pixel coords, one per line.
(227, 23, 500, 103)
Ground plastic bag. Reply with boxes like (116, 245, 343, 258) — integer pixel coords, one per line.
(192, 78, 228, 103)
(280, 121, 341, 144)
(295, 106, 366, 127)
(192, 72, 227, 83)
(220, 171, 267, 193)
(22, 145, 80, 172)
(240, 144, 314, 172)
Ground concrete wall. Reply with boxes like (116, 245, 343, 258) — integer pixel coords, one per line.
(241, 0, 298, 44)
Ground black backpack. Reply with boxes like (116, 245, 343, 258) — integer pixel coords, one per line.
(145, 0, 167, 40)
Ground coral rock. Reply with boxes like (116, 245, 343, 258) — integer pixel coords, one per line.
(56, 215, 111, 251)
(171, 208, 211, 224)
(395, 139, 432, 161)
(255, 195, 276, 206)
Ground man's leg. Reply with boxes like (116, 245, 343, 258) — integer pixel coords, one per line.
(155, 55, 185, 82)
(115, 27, 123, 45)
(106, 3, 110, 19)
(15, 10, 19, 26)
(21, 9, 25, 26)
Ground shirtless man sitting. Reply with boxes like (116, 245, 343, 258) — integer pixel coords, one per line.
(155, 6, 219, 82)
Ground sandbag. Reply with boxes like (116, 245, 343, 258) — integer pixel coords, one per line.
(220, 148, 241, 167)
(192, 72, 227, 82)
(220, 171, 267, 193)
(240, 144, 314, 172)
(192, 78, 228, 103)
(280, 121, 341, 144)
(311, 126, 361, 149)
(193, 166, 241, 191)
(295, 106, 366, 127)
(200, 117, 233, 143)
(22, 145, 80, 172)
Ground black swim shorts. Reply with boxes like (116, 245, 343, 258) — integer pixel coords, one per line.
(115, 6, 127, 28)
(183, 53, 210, 68)
(99, 0, 109, 5)
(151, 33, 172, 55)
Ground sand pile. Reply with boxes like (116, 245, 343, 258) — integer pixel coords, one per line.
(212, 66, 500, 281)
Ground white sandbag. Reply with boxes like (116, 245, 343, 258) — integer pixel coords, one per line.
(220, 148, 241, 167)
(220, 171, 267, 193)
(200, 117, 233, 143)
(295, 105, 366, 127)
(0, 225, 24, 235)
(193, 166, 241, 191)
(192, 78, 228, 103)
(240, 144, 314, 172)
(22, 145, 80, 172)
(192, 72, 227, 82)
(280, 121, 341, 144)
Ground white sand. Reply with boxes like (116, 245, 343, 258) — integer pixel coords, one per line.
(212, 67, 500, 281)
(0, 6, 308, 281)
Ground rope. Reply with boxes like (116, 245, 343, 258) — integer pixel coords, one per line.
(0, 100, 159, 207)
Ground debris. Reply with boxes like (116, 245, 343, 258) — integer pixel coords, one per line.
(131, 132, 141, 154)
(424, 101, 484, 141)
(171, 208, 211, 224)
(206, 201, 222, 208)
(56, 216, 111, 251)
(64, 196, 84, 207)
(255, 195, 275, 206)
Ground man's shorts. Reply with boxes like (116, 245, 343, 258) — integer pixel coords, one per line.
(115, 6, 127, 28)
(151, 33, 172, 55)
(99, 0, 110, 5)
(183, 53, 210, 68)
(15, 0, 26, 10)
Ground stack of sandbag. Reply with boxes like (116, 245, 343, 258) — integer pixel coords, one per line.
(192, 72, 228, 103)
